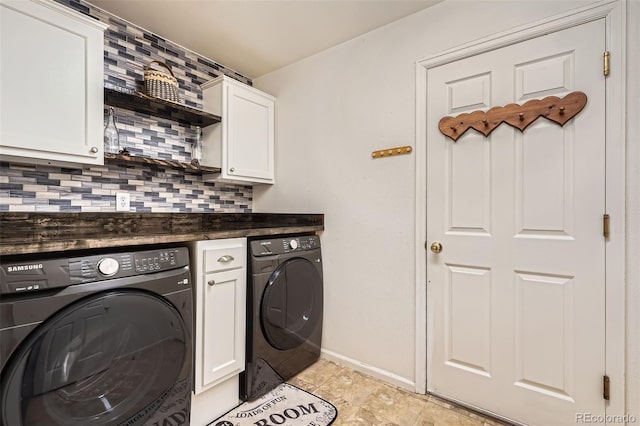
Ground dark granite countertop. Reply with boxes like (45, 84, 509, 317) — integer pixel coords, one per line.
(0, 213, 324, 256)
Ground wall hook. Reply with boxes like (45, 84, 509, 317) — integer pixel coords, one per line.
(438, 91, 587, 142)
(372, 145, 413, 159)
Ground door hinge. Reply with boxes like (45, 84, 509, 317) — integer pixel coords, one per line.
(603, 214, 610, 238)
(604, 51, 610, 76)
(603, 375, 610, 400)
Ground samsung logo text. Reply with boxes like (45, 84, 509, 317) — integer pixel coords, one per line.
(7, 264, 44, 272)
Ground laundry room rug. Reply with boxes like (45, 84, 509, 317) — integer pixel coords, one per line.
(209, 383, 337, 426)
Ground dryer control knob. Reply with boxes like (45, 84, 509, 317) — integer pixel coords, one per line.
(289, 239, 298, 250)
(97, 258, 119, 276)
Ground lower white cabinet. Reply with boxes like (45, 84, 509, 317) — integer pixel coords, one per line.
(189, 238, 246, 394)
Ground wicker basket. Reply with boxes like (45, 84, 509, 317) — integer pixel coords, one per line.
(143, 61, 180, 103)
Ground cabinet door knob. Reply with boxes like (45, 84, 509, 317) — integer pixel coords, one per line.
(208, 279, 216, 286)
(90, 146, 99, 153)
(218, 255, 235, 263)
(229, 167, 235, 173)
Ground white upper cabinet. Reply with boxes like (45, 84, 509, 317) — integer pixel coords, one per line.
(201, 76, 275, 184)
(0, 0, 107, 166)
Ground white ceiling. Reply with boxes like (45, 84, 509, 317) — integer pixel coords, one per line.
(89, 0, 442, 78)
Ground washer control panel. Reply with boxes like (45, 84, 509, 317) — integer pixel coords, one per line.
(133, 250, 178, 273)
(70, 252, 134, 283)
(0, 247, 189, 294)
(252, 235, 320, 256)
(70, 248, 184, 283)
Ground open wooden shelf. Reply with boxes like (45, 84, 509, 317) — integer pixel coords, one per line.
(104, 88, 221, 128)
(104, 153, 221, 174)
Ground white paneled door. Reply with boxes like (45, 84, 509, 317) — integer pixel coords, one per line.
(426, 19, 606, 426)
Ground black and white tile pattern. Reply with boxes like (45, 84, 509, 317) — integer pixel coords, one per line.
(0, 0, 253, 213)
(0, 161, 251, 213)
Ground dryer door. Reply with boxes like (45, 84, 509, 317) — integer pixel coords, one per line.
(261, 258, 322, 350)
(1, 290, 188, 426)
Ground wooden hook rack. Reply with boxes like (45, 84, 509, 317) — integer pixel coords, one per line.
(438, 91, 587, 142)
(372, 146, 413, 159)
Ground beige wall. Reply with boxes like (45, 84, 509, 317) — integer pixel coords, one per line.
(253, 0, 639, 413)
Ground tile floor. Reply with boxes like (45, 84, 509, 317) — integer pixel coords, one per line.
(288, 359, 512, 426)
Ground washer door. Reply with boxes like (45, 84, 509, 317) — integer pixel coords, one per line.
(261, 258, 322, 350)
(1, 291, 188, 426)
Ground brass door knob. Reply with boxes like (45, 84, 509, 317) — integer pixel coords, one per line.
(430, 241, 443, 253)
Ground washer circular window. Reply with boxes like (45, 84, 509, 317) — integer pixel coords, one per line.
(261, 258, 322, 350)
(1, 291, 188, 426)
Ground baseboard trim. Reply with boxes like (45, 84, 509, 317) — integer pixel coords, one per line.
(320, 349, 416, 392)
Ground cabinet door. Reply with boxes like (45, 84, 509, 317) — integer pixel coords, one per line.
(0, 0, 106, 165)
(225, 83, 275, 183)
(201, 268, 246, 390)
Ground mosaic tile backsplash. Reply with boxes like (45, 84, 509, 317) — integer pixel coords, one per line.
(0, 0, 253, 212)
